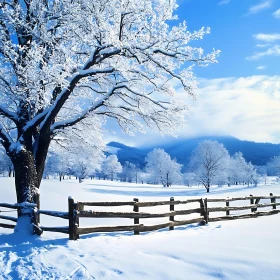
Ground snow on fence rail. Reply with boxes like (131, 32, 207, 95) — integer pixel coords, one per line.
(0, 193, 280, 240)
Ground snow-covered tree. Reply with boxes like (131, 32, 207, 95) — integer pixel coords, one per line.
(255, 165, 267, 185)
(102, 155, 122, 181)
(228, 152, 247, 185)
(120, 161, 140, 183)
(0, 0, 219, 232)
(145, 148, 182, 187)
(183, 172, 197, 187)
(45, 153, 71, 181)
(229, 152, 258, 186)
(0, 149, 13, 176)
(267, 156, 280, 178)
(72, 150, 104, 183)
(189, 141, 230, 192)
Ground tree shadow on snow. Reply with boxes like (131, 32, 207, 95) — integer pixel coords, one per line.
(0, 232, 68, 258)
(78, 222, 208, 240)
(84, 184, 258, 198)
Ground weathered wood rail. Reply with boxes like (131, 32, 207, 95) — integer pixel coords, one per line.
(0, 193, 279, 240)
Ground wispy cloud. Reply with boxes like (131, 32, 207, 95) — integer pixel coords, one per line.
(254, 33, 280, 42)
(256, 43, 272, 48)
(246, 45, 280, 60)
(256, 65, 267, 70)
(247, 0, 272, 15)
(218, 0, 230, 5)
(247, 33, 280, 60)
(113, 76, 280, 145)
(273, 8, 280, 18)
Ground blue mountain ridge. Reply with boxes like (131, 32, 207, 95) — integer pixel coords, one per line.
(107, 136, 280, 169)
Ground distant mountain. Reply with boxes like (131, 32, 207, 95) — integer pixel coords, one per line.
(153, 136, 280, 167)
(107, 142, 148, 167)
(107, 136, 280, 169)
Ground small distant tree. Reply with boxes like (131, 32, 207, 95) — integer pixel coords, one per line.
(256, 166, 267, 185)
(229, 152, 248, 185)
(229, 152, 258, 186)
(189, 141, 230, 193)
(72, 151, 104, 183)
(102, 155, 122, 181)
(243, 162, 258, 186)
(46, 153, 71, 181)
(183, 172, 197, 187)
(145, 148, 182, 187)
(268, 156, 280, 178)
(121, 161, 136, 182)
(0, 149, 14, 177)
(120, 161, 142, 183)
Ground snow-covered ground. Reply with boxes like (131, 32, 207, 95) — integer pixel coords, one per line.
(0, 177, 280, 279)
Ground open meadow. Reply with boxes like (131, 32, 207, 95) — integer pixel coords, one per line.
(0, 177, 280, 279)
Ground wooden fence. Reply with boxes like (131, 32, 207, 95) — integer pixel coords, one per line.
(0, 193, 280, 240)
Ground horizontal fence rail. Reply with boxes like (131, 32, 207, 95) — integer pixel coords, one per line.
(0, 193, 279, 240)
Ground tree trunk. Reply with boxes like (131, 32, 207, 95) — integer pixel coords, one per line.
(11, 149, 41, 235)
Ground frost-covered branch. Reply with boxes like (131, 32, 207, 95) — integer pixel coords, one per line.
(0, 105, 17, 122)
(0, 0, 220, 214)
(0, 123, 13, 149)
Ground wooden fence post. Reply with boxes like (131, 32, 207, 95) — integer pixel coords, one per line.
(133, 198, 139, 235)
(226, 199, 230, 216)
(199, 198, 204, 217)
(254, 198, 260, 212)
(169, 197, 174, 230)
(270, 193, 276, 210)
(68, 196, 77, 240)
(204, 198, 208, 224)
(35, 193, 40, 224)
(74, 202, 80, 240)
(250, 195, 254, 213)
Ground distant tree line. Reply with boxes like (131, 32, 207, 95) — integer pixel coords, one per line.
(1, 140, 280, 192)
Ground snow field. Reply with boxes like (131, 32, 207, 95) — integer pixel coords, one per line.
(0, 177, 279, 279)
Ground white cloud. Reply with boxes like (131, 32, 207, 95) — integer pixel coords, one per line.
(246, 45, 280, 60)
(248, 34, 280, 60)
(218, 0, 230, 5)
(184, 75, 280, 143)
(247, 0, 272, 15)
(256, 43, 272, 48)
(107, 76, 280, 145)
(256, 65, 266, 70)
(273, 8, 280, 18)
(254, 33, 280, 42)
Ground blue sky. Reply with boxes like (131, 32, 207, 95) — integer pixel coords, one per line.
(177, 0, 280, 78)
(106, 0, 280, 146)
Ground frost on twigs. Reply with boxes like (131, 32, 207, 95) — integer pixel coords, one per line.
(0, 0, 219, 210)
(0, 0, 219, 147)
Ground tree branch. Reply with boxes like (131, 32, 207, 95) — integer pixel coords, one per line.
(0, 105, 17, 123)
(0, 123, 13, 150)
